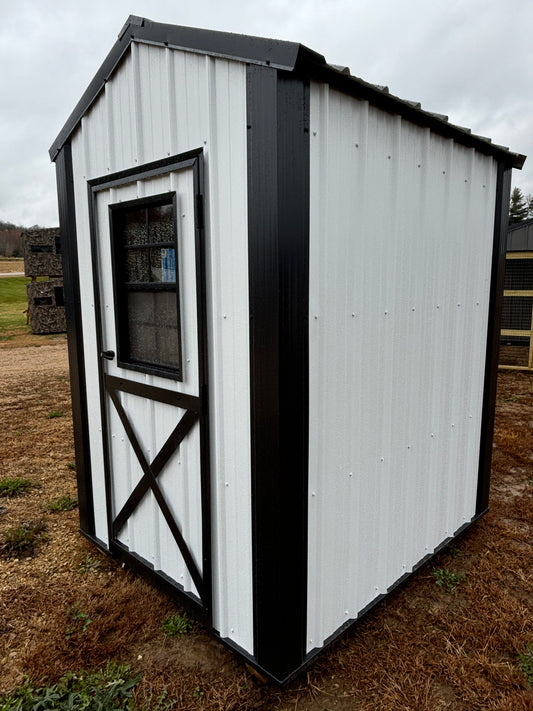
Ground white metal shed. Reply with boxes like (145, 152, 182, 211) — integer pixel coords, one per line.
(50, 16, 525, 684)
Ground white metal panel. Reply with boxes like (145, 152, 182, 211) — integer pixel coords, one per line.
(69, 44, 252, 652)
(307, 82, 497, 652)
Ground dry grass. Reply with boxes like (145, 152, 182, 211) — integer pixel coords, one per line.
(0, 257, 24, 273)
(0, 341, 532, 710)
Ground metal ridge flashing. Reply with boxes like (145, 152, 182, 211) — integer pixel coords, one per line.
(49, 16, 526, 170)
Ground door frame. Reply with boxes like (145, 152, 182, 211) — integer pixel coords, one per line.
(87, 148, 211, 622)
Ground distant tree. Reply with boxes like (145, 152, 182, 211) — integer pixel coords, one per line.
(509, 187, 529, 224)
(528, 194, 533, 219)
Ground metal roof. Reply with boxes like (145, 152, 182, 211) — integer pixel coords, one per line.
(49, 15, 526, 170)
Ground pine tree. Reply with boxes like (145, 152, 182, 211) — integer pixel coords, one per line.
(527, 194, 533, 220)
(509, 187, 529, 224)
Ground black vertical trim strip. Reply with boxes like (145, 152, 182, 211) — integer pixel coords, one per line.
(55, 144, 95, 536)
(247, 65, 310, 681)
(193, 152, 213, 623)
(476, 163, 512, 514)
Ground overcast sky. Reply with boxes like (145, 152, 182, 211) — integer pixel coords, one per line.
(1, 0, 531, 227)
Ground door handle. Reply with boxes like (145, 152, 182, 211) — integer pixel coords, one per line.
(101, 350, 115, 360)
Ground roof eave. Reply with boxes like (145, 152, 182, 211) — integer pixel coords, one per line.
(50, 15, 526, 171)
(49, 16, 307, 161)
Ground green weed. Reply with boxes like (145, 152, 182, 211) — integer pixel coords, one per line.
(446, 543, 463, 558)
(192, 686, 204, 700)
(1, 520, 47, 558)
(46, 495, 78, 512)
(0, 477, 32, 497)
(78, 553, 103, 574)
(46, 410, 64, 419)
(519, 643, 533, 685)
(162, 612, 193, 639)
(431, 567, 465, 594)
(65, 604, 92, 638)
(0, 661, 141, 710)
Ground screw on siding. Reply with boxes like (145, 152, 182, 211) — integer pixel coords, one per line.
(355, 143, 359, 148)
(313, 131, 317, 136)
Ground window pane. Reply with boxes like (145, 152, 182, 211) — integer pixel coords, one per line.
(127, 291, 180, 369)
(149, 203, 174, 244)
(126, 249, 150, 282)
(123, 208, 147, 245)
(150, 247, 176, 283)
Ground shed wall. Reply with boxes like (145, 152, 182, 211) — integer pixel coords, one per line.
(69, 43, 253, 652)
(307, 83, 497, 652)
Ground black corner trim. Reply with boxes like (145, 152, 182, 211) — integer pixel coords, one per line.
(247, 65, 310, 681)
(476, 163, 512, 514)
(55, 144, 95, 536)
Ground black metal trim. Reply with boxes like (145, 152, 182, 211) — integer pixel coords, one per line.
(105, 374, 200, 411)
(50, 17, 524, 170)
(108, 383, 204, 598)
(476, 163, 512, 514)
(247, 65, 310, 681)
(87, 148, 212, 619)
(55, 143, 95, 536)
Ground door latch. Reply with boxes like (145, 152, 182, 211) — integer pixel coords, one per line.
(101, 350, 115, 360)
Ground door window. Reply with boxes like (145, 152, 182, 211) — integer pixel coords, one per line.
(109, 193, 183, 379)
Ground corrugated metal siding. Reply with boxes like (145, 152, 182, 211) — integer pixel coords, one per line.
(307, 82, 497, 652)
(69, 44, 253, 652)
(507, 220, 533, 252)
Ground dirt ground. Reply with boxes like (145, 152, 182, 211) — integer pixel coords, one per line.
(0, 338, 532, 710)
